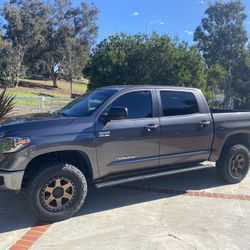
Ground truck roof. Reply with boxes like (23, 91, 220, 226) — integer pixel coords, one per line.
(99, 85, 200, 92)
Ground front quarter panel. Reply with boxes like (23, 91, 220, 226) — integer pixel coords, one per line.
(0, 117, 100, 180)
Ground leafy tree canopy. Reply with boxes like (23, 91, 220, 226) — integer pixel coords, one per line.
(194, 0, 248, 107)
(1, 0, 50, 86)
(0, 0, 99, 88)
(84, 33, 207, 92)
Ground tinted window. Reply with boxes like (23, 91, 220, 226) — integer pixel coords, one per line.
(61, 89, 118, 117)
(111, 91, 153, 119)
(160, 91, 199, 116)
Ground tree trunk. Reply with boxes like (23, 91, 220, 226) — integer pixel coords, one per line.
(15, 62, 21, 87)
(53, 74, 58, 88)
(10, 74, 15, 88)
(223, 66, 232, 109)
(70, 76, 73, 98)
(15, 52, 23, 87)
(48, 59, 58, 88)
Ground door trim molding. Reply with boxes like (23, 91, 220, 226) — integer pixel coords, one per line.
(159, 150, 209, 160)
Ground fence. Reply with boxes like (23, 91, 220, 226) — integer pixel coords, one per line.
(14, 96, 72, 113)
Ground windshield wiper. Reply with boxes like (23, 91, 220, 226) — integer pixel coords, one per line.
(56, 111, 68, 117)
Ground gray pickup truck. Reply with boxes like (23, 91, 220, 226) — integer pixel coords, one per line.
(0, 86, 250, 222)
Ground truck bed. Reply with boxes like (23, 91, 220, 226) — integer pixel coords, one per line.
(209, 109, 250, 161)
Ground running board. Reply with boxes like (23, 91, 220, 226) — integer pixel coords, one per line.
(95, 163, 215, 188)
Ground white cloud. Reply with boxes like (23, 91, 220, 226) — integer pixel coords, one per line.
(246, 21, 250, 25)
(197, 0, 205, 4)
(149, 19, 164, 25)
(185, 30, 194, 36)
(133, 11, 139, 16)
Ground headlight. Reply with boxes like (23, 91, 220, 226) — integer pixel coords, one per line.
(0, 137, 30, 153)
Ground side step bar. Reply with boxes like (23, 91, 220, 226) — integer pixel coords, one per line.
(95, 163, 215, 188)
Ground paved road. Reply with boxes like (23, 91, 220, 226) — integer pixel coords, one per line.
(1, 167, 250, 250)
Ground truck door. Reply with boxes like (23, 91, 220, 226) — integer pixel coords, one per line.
(95, 90, 160, 178)
(158, 90, 214, 166)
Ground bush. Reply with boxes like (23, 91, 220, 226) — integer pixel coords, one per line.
(84, 33, 207, 91)
(0, 89, 15, 119)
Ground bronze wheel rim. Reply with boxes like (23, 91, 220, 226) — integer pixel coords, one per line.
(230, 153, 245, 178)
(40, 177, 76, 212)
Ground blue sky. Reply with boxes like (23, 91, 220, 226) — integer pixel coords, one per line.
(81, 0, 250, 44)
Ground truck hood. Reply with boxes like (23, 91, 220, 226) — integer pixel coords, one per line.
(0, 112, 76, 137)
(0, 112, 66, 126)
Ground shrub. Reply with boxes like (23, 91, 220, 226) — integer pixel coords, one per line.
(0, 89, 15, 119)
(84, 33, 207, 91)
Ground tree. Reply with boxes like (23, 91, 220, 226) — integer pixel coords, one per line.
(232, 49, 250, 108)
(1, 0, 50, 86)
(61, 2, 98, 95)
(84, 33, 207, 92)
(0, 33, 24, 87)
(194, 1, 248, 107)
(43, 0, 71, 87)
(207, 64, 226, 93)
(28, 0, 98, 88)
(0, 0, 98, 89)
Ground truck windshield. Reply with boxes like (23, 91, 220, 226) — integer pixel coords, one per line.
(60, 89, 118, 117)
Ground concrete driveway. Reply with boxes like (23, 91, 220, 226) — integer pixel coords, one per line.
(1, 167, 250, 250)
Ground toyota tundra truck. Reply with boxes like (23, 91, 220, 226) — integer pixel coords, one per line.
(0, 86, 250, 222)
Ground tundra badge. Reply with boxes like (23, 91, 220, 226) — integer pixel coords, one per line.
(98, 131, 110, 138)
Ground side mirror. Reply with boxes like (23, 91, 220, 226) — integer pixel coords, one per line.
(103, 106, 128, 122)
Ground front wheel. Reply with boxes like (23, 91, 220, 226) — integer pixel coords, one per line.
(216, 144, 250, 184)
(27, 162, 87, 223)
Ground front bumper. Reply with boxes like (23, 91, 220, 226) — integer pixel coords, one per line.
(0, 171, 24, 191)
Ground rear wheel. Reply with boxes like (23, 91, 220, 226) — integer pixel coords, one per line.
(27, 162, 87, 223)
(216, 144, 250, 184)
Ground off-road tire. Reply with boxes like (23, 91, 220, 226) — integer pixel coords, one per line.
(27, 162, 87, 223)
(216, 144, 250, 184)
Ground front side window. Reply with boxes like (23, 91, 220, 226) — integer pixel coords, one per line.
(160, 91, 199, 116)
(61, 89, 118, 117)
(111, 91, 153, 119)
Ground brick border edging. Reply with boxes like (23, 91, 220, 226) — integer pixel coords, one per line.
(114, 184, 250, 201)
(10, 224, 51, 250)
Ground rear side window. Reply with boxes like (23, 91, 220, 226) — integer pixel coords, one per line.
(160, 91, 199, 116)
(111, 91, 153, 119)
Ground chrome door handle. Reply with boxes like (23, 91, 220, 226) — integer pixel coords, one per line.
(146, 124, 159, 131)
(200, 120, 211, 127)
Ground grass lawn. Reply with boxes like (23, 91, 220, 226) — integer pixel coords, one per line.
(7, 78, 88, 97)
(1, 78, 88, 107)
